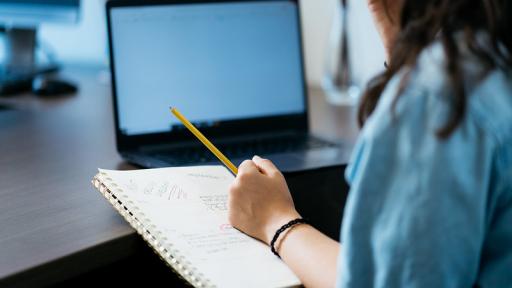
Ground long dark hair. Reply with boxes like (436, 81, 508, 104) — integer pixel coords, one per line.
(358, 0, 512, 138)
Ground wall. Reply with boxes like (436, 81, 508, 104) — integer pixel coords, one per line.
(300, 0, 385, 88)
(37, 0, 385, 88)
(39, 0, 108, 66)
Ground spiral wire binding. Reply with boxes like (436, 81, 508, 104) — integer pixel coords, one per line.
(92, 173, 214, 288)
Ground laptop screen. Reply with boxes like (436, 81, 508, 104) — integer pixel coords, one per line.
(110, 1, 306, 136)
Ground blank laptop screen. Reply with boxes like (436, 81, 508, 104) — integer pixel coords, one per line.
(110, 1, 306, 136)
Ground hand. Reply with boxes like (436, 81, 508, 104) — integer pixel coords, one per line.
(367, 0, 404, 61)
(228, 156, 300, 245)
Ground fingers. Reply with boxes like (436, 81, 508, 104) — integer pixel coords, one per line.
(252, 155, 280, 176)
(237, 157, 281, 178)
(238, 159, 259, 176)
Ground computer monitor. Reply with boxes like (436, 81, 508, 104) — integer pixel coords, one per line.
(0, 0, 80, 95)
(109, 1, 306, 137)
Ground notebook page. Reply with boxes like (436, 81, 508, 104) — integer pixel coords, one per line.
(99, 166, 300, 288)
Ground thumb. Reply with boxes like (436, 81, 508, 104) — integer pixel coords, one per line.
(252, 156, 280, 176)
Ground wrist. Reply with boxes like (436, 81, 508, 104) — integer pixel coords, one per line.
(269, 218, 309, 258)
(264, 210, 301, 246)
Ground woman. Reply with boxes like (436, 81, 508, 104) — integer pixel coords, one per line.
(228, 0, 512, 287)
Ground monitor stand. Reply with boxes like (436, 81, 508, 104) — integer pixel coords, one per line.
(0, 27, 60, 96)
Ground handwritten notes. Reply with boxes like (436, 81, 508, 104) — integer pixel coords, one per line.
(180, 229, 250, 255)
(187, 172, 229, 181)
(144, 181, 187, 200)
(125, 179, 187, 201)
(199, 194, 227, 211)
(96, 166, 300, 288)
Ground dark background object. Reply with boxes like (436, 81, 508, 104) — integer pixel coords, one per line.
(32, 76, 78, 96)
(0, 0, 80, 96)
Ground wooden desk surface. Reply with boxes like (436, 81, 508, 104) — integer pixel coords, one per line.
(0, 66, 359, 286)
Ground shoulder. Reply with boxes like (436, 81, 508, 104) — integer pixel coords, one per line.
(364, 39, 512, 146)
(412, 40, 512, 144)
(362, 38, 512, 200)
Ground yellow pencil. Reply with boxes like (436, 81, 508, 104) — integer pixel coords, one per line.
(170, 107, 238, 175)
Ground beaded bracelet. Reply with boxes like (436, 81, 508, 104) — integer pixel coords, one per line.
(270, 218, 308, 258)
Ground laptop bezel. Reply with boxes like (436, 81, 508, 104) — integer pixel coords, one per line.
(106, 0, 310, 151)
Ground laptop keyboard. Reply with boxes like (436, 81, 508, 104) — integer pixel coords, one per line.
(152, 135, 336, 165)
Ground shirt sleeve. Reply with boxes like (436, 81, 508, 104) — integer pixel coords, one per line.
(336, 76, 496, 288)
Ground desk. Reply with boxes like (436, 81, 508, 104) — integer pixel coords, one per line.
(0, 66, 359, 287)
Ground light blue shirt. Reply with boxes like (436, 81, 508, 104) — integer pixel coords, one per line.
(337, 42, 512, 288)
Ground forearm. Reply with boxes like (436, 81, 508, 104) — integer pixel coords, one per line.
(277, 224, 341, 288)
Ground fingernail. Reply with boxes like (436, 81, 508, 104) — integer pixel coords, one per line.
(253, 155, 261, 160)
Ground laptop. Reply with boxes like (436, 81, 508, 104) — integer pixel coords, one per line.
(106, 0, 347, 172)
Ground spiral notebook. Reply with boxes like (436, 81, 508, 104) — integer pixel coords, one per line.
(91, 166, 301, 288)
